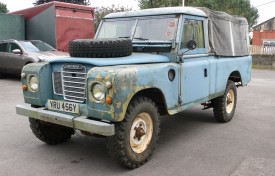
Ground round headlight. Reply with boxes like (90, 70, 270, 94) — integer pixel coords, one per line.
(92, 83, 105, 101)
(29, 76, 38, 91)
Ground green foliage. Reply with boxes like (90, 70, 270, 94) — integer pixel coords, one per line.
(0, 2, 9, 13)
(33, 0, 90, 6)
(138, 0, 259, 29)
(139, 0, 181, 9)
(94, 5, 132, 32)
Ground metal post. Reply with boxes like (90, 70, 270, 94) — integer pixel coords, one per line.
(182, 0, 185, 6)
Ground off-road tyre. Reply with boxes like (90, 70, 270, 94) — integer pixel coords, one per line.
(69, 38, 133, 58)
(107, 97, 160, 169)
(29, 118, 75, 145)
(212, 80, 237, 123)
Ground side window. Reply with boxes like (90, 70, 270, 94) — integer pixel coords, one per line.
(0, 43, 8, 52)
(181, 19, 204, 49)
(9, 43, 22, 53)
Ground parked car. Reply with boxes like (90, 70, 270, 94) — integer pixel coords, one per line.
(0, 39, 69, 77)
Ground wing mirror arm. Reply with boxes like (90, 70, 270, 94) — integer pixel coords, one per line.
(179, 40, 197, 62)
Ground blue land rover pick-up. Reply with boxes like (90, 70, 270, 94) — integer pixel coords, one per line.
(16, 7, 251, 169)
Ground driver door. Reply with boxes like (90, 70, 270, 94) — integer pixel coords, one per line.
(6, 42, 24, 74)
(178, 16, 210, 105)
(0, 43, 8, 73)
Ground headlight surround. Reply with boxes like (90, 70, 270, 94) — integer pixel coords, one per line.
(91, 83, 105, 101)
(29, 75, 38, 91)
(21, 72, 26, 79)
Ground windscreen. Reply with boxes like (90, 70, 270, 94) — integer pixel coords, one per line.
(20, 41, 55, 52)
(97, 16, 179, 42)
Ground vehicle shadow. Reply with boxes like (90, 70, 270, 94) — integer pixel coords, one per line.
(32, 107, 217, 174)
(158, 108, 217, 148)
(0, 74, 21, 81)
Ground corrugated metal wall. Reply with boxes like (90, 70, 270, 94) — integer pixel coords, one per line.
(0, 14, 25, 40)
(55, 6, 94, 51)
(26, 6, 56, 48)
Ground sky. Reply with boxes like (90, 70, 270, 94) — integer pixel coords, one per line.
(1, 0, 275, 25)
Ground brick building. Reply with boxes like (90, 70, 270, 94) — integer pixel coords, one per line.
(253, 17, 275, 46)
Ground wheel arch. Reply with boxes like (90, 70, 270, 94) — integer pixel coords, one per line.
(22, 61, 33, 71)
(228, 70, 242, 85)
(24, 61, 33, 65)
(128, 88, 168, 116)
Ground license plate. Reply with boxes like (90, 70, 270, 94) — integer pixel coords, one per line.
(47, 100, 79, 114)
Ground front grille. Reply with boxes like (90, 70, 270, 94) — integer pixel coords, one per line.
(52, 64, 86, 103)
(53, 72, 63, 95)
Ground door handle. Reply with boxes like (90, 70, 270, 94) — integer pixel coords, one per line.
(204, 68, 207, 77)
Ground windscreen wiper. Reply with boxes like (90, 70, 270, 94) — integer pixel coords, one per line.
(133, 37, 149, 41)
(118, 36, 130, 38)
(118, 36, 149, 41)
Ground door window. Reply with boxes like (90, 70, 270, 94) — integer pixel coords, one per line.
(9, 43, 22, 53)
(181, 19, 204, 49)
(0, 43, 8, 52)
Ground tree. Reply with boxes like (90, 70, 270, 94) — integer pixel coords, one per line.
(33, 0, 90, 6)
(94, 5, 132, 32)
(138, 0, 259, 29)
(139, 0, 181, 9)
(0, 2, 9, 13)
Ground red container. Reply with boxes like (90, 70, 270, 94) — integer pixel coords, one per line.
(11, 1, 94, 51)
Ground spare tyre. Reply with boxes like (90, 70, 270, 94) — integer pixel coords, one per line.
(69, 38, 133, 58)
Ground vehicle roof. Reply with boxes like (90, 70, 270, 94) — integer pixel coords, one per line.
(0, 39, 42, 43)
(0, 39, 18, 43)
(104, 7, 207, 19)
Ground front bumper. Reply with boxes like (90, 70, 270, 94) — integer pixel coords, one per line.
(16, 104, 115, 136)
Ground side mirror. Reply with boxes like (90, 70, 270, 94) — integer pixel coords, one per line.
(187, 40, 197, 50)
(12, 49, 22, 55)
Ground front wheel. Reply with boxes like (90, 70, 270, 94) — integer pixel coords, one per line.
(29, 118, 75, 145)
(107, 97, 160, 169)
(212, 81, 237, 123)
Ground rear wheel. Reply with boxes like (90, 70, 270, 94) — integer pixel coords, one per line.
(212, 81, 237, 123)
(29, 118, 75, 145)
(107, 97, 160, 169)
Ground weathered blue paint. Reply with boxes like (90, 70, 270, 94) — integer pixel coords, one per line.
(84, 63, 179, 121)
(215, 56, 252, 88)
(181, 57, 210, 104)
(181, 55, 252, 105)
(22, 62, 53, 106)
(85, 67, 115, 121)
(49, 53, 170, 65)
(111, 63, 179, 121)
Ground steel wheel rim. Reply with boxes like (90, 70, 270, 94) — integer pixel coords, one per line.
(226, 89, 235, 114)
(130, 112, 153, 154)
